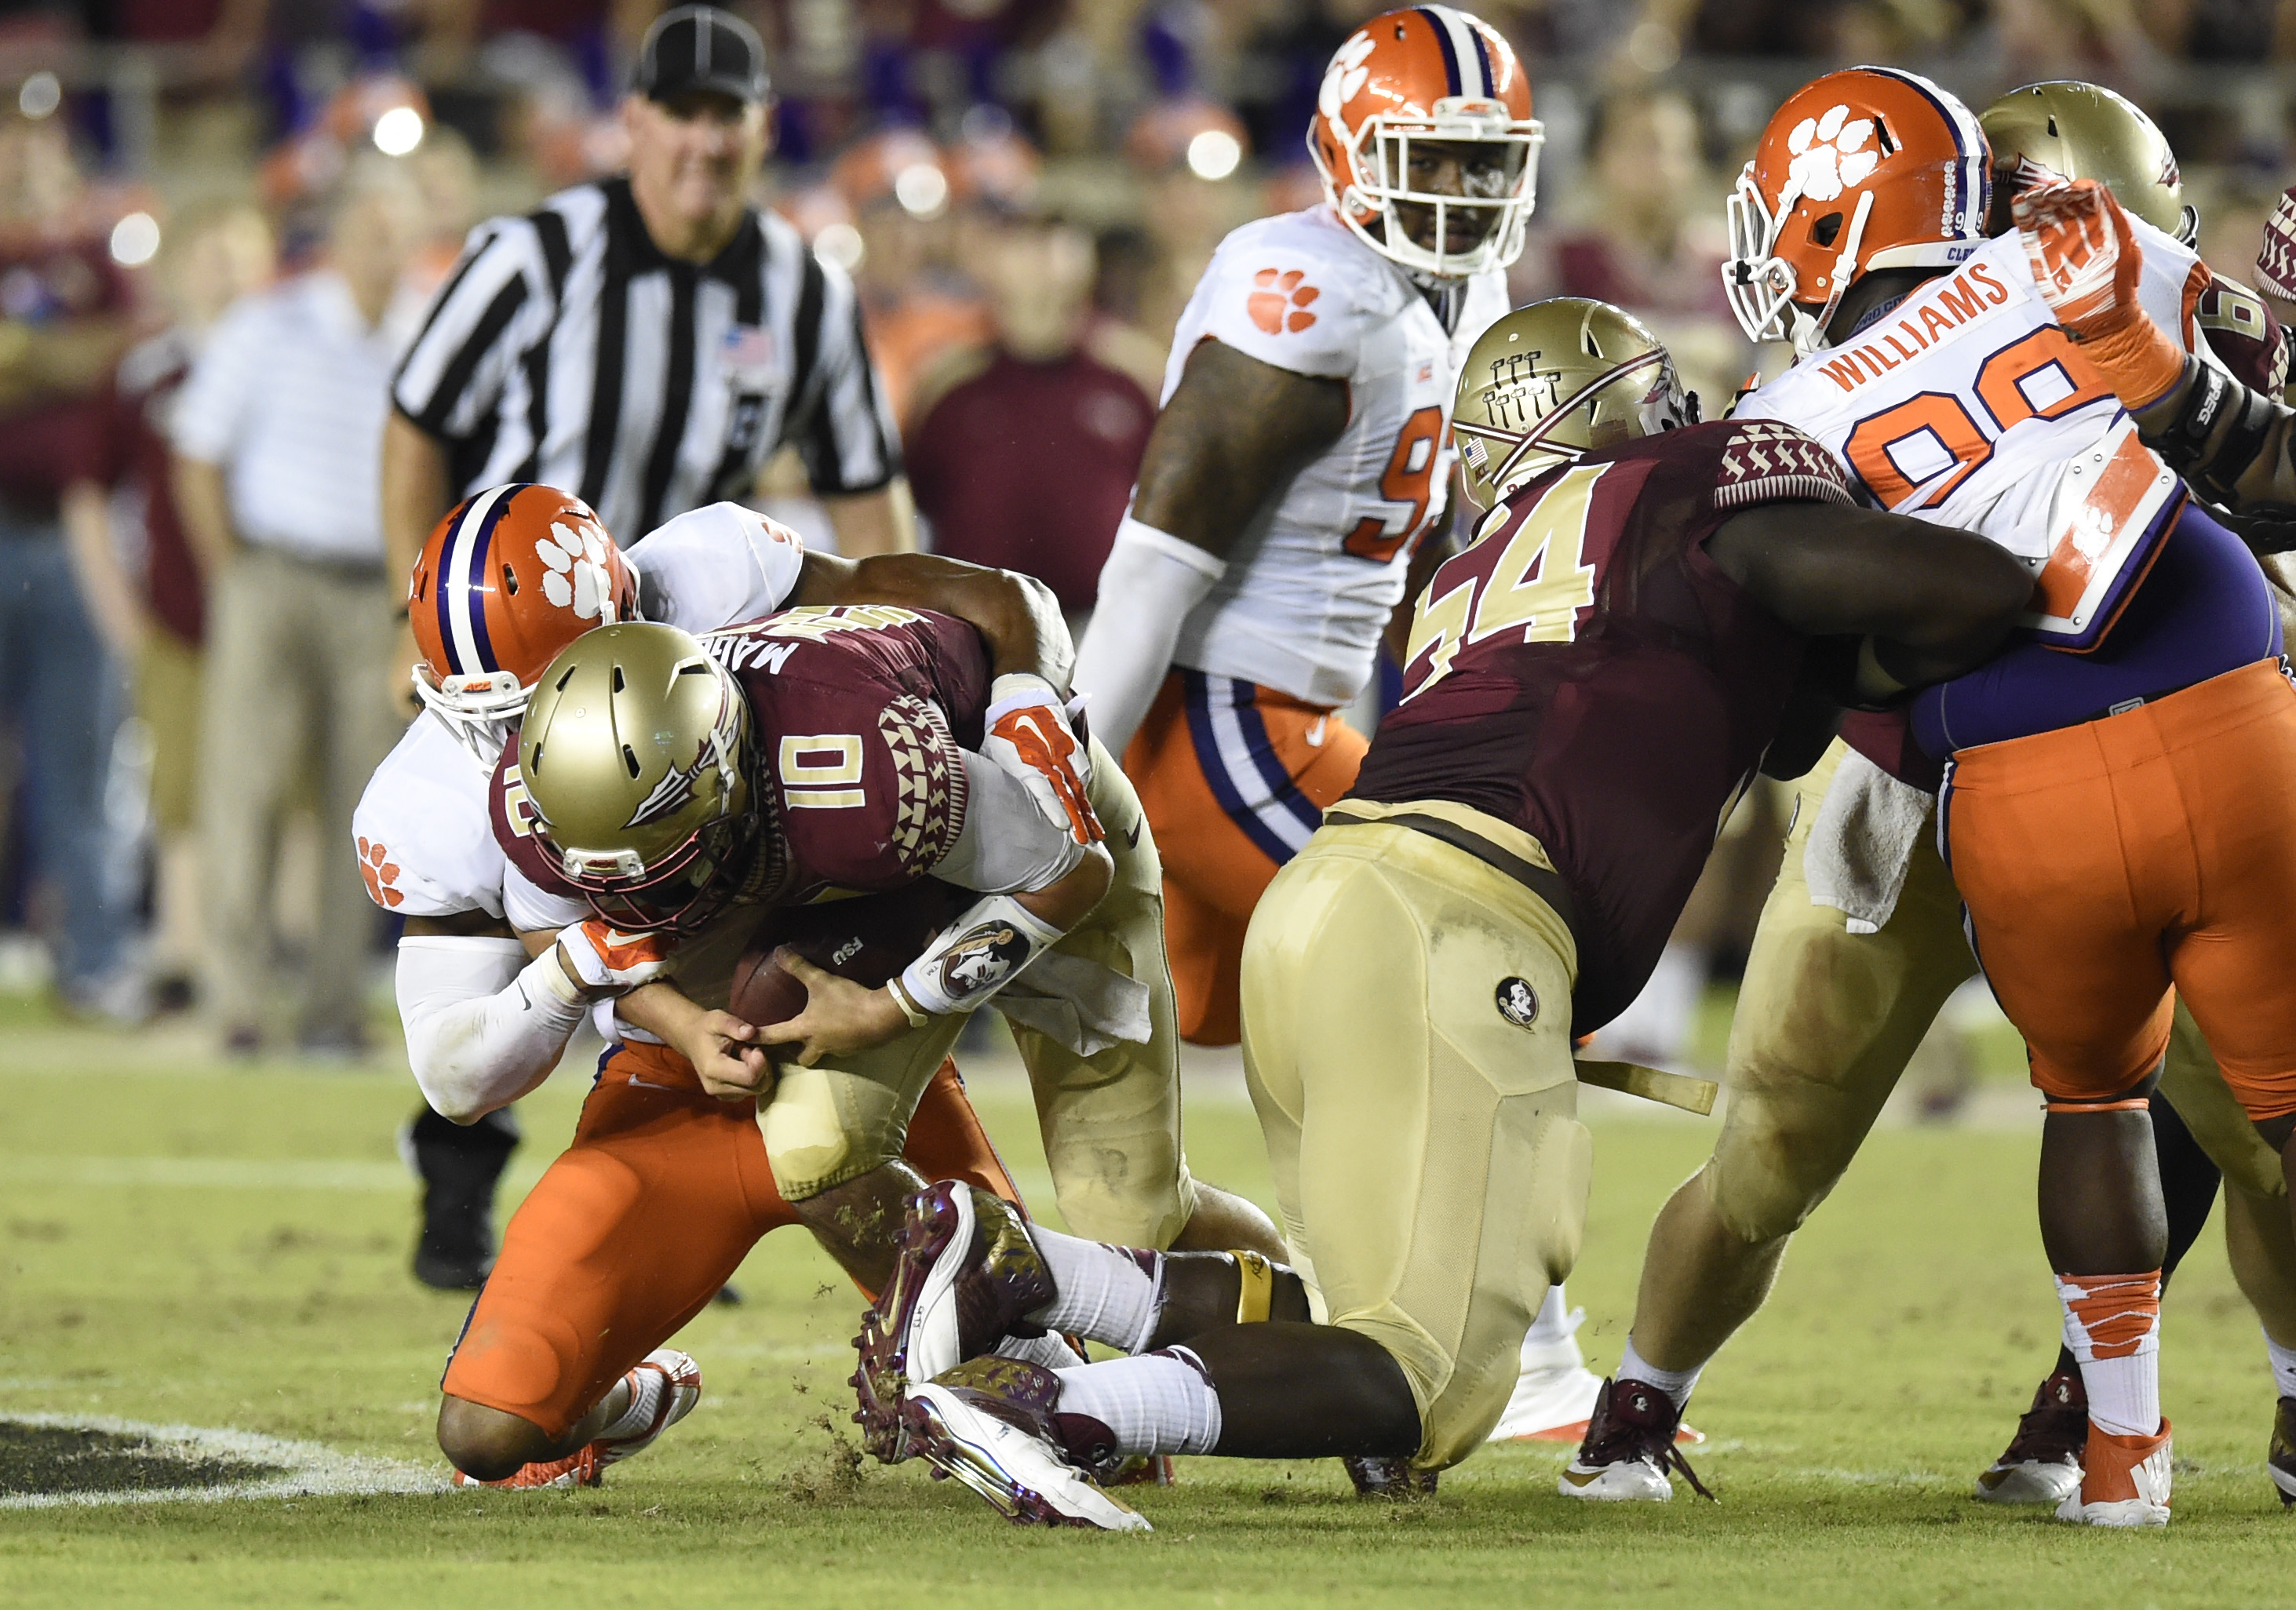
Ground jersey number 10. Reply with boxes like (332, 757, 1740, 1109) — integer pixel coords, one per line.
(1401, 463, 1608, 699)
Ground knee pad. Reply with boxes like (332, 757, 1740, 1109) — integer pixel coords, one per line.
(761, 1066, 886, 1201)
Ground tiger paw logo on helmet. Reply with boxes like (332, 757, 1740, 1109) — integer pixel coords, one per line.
(1786, 105, 1879, 202)
(538, 519, 614, 619)
(1249, 268, 1319, 334)
(1317, 29, 1376, 122)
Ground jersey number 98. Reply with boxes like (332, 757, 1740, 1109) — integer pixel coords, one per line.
(1344, 406, 1447, 563)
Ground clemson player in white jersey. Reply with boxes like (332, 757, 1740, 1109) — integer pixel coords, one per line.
(354, 484, 1059, 1488)
(1069, 5, 1603, 1454)
(1569, 68, 2296, 1524)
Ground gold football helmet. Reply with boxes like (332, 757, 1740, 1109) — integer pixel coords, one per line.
(517, 622, 756, 931)
(1452, 297, 1695, 510)
(1981, 82, 2196, 245)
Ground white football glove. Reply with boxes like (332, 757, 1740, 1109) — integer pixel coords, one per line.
(554, 918, 675, 996)
(982, 672, 1102, 846)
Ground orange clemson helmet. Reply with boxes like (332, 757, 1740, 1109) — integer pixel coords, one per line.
(1308, 5, 1543, 281)
(1724, 67, 1991, 354)
(407, 483, 639, 765)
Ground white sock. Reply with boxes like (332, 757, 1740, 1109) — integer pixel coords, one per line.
(1026, 1226, 1164, 1353)
(1523, 1284, 1585, 1353)
(2265, 1329, 2296, 1400)
(598, 1362, 665, 1442)
(995, 1331, 1088, 1371)
(1619, 1336, 1703, 1410)
(1054, 1347, 1222, 1455)
(2057, 1272, 2161, 1440)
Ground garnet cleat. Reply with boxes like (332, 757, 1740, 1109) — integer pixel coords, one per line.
(1975, 1370, 2086, 1506)
(2057, 1419, 2170, 1527)
(899, 1357, 1149, 1532)
(1558, 1378, 1713, 1503)
(2270, 1396, 2296, 1508)
(856, 1181, 1055, 1464)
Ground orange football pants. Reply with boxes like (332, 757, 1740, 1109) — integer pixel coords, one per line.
(1125, 669, 1368, 1046)
(1943, 659, 2296, 1120)
(440, 1044, 1019, 1437)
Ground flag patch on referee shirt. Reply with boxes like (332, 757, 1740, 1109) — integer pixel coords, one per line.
(722, 324, 776, 384)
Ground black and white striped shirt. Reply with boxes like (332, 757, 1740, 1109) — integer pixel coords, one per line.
(392, 177, 899, 539)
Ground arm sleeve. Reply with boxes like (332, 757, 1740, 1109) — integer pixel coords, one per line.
(787, 250, 902, 496)
(628, 501, 807, 631)
(169, 300, 267, 464)
(395, 935, 585, 1121)
(390, 221, 541, 441)
(935, 749, 1088, 894)
(1069, 517, 1226, 757)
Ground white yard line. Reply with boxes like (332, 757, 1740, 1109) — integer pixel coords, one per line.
(0, 1414, 446, 1507)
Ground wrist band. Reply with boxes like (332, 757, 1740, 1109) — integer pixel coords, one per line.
(897, 892, 1066, 1017)
(884, 974, 932, 1029)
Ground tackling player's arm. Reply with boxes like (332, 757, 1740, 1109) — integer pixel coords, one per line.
(1070, 340, 1350, 754)
(788, 549, 1073, 688)
(1705, 501, 2033, 694)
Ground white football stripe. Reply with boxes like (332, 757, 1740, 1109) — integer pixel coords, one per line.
(442, 483, 516, 676)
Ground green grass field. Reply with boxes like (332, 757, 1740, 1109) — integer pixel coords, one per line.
(2, 997, 2291, 1608)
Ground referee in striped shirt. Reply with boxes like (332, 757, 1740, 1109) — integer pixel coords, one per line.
(377, 4, 911, 1291)
(382, 3, 912, 676)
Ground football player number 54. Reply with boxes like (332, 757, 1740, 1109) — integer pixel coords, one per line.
(1402, 463, 1605, 698)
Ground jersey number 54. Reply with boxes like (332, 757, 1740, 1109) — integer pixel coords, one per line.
(1401, 463, 1608, 698)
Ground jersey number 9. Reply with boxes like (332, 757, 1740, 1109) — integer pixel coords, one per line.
(1344, 406, 1447, 563)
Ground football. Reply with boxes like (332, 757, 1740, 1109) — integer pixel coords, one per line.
(726, 880, 971, 1028)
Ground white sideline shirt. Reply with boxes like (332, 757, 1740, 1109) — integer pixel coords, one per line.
(173, 270, 421, 565)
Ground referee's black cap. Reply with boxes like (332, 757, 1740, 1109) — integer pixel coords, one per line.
(633, 5, 771, 105)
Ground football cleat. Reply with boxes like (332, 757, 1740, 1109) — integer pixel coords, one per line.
(855, 1181, 1054, 1462)
(1487, 1312, 1608, 1443)
(1343, 1455, 1437, 1499)
(2057, 1419, 2170, 1527)
(1559, 1378, 1714, 1503)
(2270, 1396, 2296, 1508)
(899, 1357, 1149, 1532)
(450, 1350, 702, 1491)
(1975, 1370, 2086, 1506)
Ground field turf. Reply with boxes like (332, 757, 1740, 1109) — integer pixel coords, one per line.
(2, 998, 2291, 1608)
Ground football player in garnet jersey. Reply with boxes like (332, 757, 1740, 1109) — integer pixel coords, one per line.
(1068, 3, 1600, 1449)
(357, 485, 1084, 1487)
(1573, 68, 2296, 1527)
(844, 300, 2029, 1530)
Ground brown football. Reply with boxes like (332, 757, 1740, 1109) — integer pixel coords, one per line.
(727, 880, 971, 1028)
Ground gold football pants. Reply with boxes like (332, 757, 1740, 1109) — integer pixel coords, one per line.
(761, 737, 1199, 1249)
(1241, 803, 1593, 1470)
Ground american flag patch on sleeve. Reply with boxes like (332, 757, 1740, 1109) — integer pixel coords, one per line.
(1714, 421, 1855, 509)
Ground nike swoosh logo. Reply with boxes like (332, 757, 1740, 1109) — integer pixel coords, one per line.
(1305, 716, 1328, 748)
(1124, 821, 1142, 850)
(1558, 1469, 1603, 1488)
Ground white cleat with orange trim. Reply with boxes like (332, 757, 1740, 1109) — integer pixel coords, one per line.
(2056, 1420, 2171, 1527)
(451, 1349, 703, 1490)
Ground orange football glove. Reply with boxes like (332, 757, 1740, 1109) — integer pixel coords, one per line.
(2014, 177, 2185, 409)
(983, 673, 1103, 847)
(556, 918, 674, 993)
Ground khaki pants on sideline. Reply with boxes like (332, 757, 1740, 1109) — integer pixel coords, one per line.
(1241, 807, 1592, 1470)
(198, 547, 404, 1036)
(761, 738, 1199, 1250)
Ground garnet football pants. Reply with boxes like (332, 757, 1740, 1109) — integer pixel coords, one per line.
(440, 1048, 1018, 1437)
(1944, 658, 2296, 1120)
(1124, 669, 1367, 1046)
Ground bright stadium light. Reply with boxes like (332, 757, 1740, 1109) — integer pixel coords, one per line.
(814, 222, 866, 273)
(109, 211, 159, 268)
(373, 105, 426, 157)
(893, 162, 949, 220)
(1186, 128, 1242, 181)
(18, 71, 60, 121)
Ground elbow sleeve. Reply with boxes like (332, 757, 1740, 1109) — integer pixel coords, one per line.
(1072, 518, 1225, 758)
(396, 936, 586, 1121)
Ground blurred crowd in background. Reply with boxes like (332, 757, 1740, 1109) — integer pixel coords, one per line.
(2, 0, 2295, 1061)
